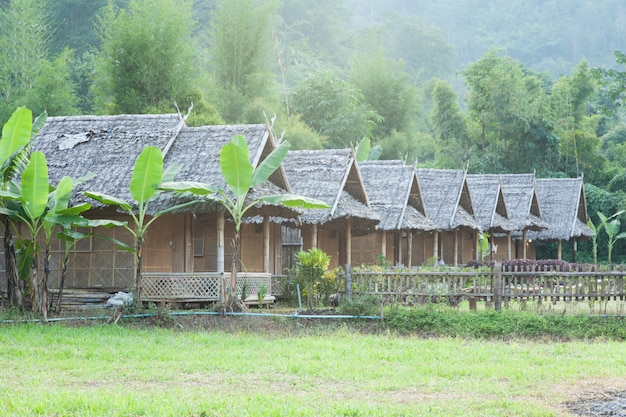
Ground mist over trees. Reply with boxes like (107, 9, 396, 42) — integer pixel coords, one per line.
(4, 0, 626, 262)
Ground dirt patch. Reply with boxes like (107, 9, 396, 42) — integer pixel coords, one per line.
(566, 391, 626, 416)
(557, 378, 626, 416)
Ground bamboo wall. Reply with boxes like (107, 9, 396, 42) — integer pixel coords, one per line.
(352, 233, 380, 266)
(42, 208, 135, 289)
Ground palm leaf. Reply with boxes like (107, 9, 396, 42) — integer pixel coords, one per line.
(250, 142, 289, 188)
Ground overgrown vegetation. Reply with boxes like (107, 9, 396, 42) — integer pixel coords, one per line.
(384, 306, 626, 340)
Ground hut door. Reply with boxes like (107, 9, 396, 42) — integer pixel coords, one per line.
(170, 215, 185, 272)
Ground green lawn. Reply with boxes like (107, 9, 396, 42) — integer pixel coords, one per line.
(1, 318, 625, 417)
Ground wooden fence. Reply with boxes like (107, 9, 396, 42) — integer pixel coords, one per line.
(337, 264, 626, 309)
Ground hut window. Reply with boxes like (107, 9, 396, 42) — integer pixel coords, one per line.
(193, 223, 204, 257)
(194, 237, 204, 257)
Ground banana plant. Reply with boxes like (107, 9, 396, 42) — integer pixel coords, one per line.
(586, 218, 604, 264)
(598, 210, 626, 264)
(0, 107, 46, 309)
(160, 134, 329, 310)
(354, 137, 382, 162)
(85, 146, 198, 306)
(0, 151, 59, 319)
(477, 232, 491, 261)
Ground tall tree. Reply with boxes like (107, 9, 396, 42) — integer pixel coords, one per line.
(0, 0, 77, 124)
(551, 60, 606, 181)
(290, 71, 381, 149)
(463, 49, 559, 174)
(92, 0, 198, 114)
(430, 79, 468, 169)
(349, 35, 418, 139)
(208, 0, 280, 122)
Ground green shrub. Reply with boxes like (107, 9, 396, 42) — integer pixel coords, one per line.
(294, 248, 331, 309)
(338, 294, 381, 316)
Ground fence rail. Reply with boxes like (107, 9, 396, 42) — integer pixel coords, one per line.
(339, 265, 626, 307)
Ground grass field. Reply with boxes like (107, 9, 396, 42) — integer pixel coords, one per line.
(1, 314, 626, 417)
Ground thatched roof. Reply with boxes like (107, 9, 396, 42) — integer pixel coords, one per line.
(34, 114, 183, 207)
(33, 114, 298, 220)
(360, 160, 436, 232)
(466, 174, 516, 233)
(416, 168, 480, 231)
(499, 174, 547, 232)
(527, 177, 594, 241)
(282, 149, 379, 231)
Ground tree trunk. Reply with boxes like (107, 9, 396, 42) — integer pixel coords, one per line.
(56, 254, 69, 312)
(134, 236, 143, 308)
(4, 219, 23, 309)
(223, 230, 246, 313)
(31, 254, 48, 321)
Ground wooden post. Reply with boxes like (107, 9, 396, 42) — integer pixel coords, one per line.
(433, 231, 439, 263)
(557, 239, 562, 261)
(507, 232, 512, 260)
(494, 260, 502, 311)
(397, 231, 403, 266)
(185, 213, 193, 272)
(345, 264, 352, 300)
(263, 216, 270, 273)
(216, 212, 224, 274)
(345, 217, 352, 266)
(522, 229, 527, 259)
(407, 232, 413, 267)
(453, 229, 458, 267)
(381, 230, 387, 259)
(311, 224, 318, 249)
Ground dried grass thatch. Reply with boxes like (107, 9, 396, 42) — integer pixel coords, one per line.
(360, 160, 436, 231)
(466, 174, 516, 233)
(34, 115, 299, 221)
(527, 177, 593, 241)
(416, 168, 480, 231)
(499, 173, 547, 233)
(282, 149, 379, 231)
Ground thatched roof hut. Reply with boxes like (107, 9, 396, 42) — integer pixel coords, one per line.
(33, 114, 298, 220)
(282, 149, 379, 233)
(499, 173, 547, 232)
(466, 174, 516, 233)
(527, 177, 593, 242)
(159, 124, 298, 221)
(415, 168, 480, 231)
(359, 160, 436, 232)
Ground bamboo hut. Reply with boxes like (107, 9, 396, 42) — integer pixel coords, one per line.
(415, 169, 481, 266)
(526, 177, 593, 260)
(466, 174, 516, 260)
(357, 160, 437, 267)
(30, 114, 299, 294)
(499, 174, 547, 259)
(281, 149, 380, 269)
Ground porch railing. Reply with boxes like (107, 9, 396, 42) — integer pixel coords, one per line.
(142, 272, 272, 302)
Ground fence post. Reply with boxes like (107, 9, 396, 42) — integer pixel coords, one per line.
(494, 260, 502, 311)
(345, 264, 352, 300)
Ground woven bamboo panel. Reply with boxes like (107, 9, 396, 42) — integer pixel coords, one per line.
(143, 273, 221, 300)
(235, 273, 272, 296)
